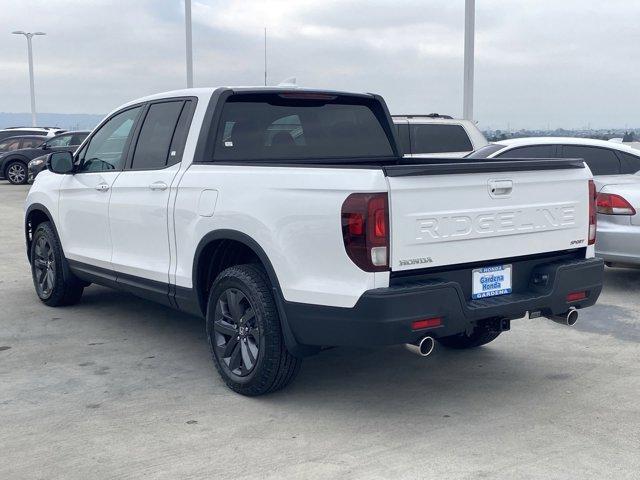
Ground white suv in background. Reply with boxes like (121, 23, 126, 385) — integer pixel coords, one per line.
(392, 114, 488, 157)
(0, 127, 65, 142)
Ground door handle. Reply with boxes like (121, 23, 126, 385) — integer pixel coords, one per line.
(149, 181, 168, 191)
(488, 180, 513, 197)
(95, 182, 110, 192)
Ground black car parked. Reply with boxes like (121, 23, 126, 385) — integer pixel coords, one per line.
(0, 131, 89, 185)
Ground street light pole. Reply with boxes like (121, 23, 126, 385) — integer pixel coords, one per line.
(463, 0, 475, 121)
(185, 0, 193, 88)
(12, 31, 46, 127)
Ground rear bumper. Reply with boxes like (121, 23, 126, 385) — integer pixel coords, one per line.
(284, 255, 603, 347)
(595, 222, 640, 265)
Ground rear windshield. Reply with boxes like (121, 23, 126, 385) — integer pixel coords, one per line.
(213, 94, 394, 161)
(410, 124, 473, 154)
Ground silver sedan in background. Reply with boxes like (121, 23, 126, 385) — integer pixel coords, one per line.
(595, 173, 640, 267)
(466, 137, 640, 268)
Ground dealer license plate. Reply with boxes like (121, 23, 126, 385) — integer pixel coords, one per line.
(472, 264, 512, 299)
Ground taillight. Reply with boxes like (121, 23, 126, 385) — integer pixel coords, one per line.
(566, 291, 587, 302)
(596, 192, 637, 216)
(411, 317, 442, 330)
(341, 193, 389, 272)
(588, 180, 597, 245)
(278, 93, 337, 100)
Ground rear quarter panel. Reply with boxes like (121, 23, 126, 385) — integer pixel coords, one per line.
(173, 164, 390, 308)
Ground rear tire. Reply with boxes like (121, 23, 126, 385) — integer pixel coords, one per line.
(437, 323, 501, 349)
(6, 160, 28, 185)
(30, 222, 84, 306)
(206, 264, 301, 396)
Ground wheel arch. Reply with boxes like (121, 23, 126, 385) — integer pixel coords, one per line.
(192, 230, 282, 314)
(3, 155, 29, 176)
(25, 203, 59, 263)
(191, 229, 317, 357)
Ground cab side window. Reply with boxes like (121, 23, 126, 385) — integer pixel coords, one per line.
(20, 138, 45, 148)
(71, 133, 89, 146)
(77, 107, 142, 173)
(394, 122, 411, 154)
(615, 151, 640, 174)
(130, 101, 185, 170)
(497, 145, 556, 158)
(46, 134, 74, 148)
(410, 124, 473, 154)
(0, 138, 21, 151)
(561, 146, 620, 175)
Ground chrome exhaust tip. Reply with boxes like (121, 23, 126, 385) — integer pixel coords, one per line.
(548, 307, 578, 326)
(405, 336, 435, 357)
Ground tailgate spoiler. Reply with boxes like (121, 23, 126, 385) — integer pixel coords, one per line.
(383, 158, 585, 177)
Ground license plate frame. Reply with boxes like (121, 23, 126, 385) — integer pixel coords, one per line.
(472, 264, 512, 299)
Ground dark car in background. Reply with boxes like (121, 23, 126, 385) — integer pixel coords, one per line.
(0, 135, 47, 154)
(0, 130, 89, 185)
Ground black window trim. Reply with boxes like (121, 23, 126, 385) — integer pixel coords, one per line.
(124, 96, 197, 172)
(74, 103, 145, 174)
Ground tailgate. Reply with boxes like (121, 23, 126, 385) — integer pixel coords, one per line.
(385, 159, 591, 271)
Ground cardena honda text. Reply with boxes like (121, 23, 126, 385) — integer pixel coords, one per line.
(25, 87, 604, 396)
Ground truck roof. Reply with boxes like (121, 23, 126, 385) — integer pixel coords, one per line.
(116, 86, 377, 113)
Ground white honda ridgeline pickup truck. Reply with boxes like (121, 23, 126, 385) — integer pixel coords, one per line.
(25, 87, 604, 396)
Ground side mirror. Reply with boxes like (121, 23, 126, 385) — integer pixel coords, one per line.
(41, 143, 49, 150)
(46, 151, 74, 175)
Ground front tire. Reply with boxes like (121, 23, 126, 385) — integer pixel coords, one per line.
(30, 222, 84, 306)
(437, 323, 501, 349)
(206, 264, 301, 396)
(6, 160, 28, 185)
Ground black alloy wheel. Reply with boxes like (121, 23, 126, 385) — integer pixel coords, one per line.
(30, 221, 85, 306)
(33, 235, 56, 298)
(212, 288, 260, 377)
(206, 264, 301, 396)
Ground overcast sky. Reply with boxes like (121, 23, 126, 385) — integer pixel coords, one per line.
(1, 0, 639, 129)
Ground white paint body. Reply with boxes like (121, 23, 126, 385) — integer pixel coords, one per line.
(26, 89, 595, 311)
(387, 168, 593, 272)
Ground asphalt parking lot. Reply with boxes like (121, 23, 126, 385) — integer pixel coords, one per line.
(0, 182, 639, 480)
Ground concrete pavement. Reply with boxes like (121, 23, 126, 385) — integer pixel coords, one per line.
(0, 182, 638, 479)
